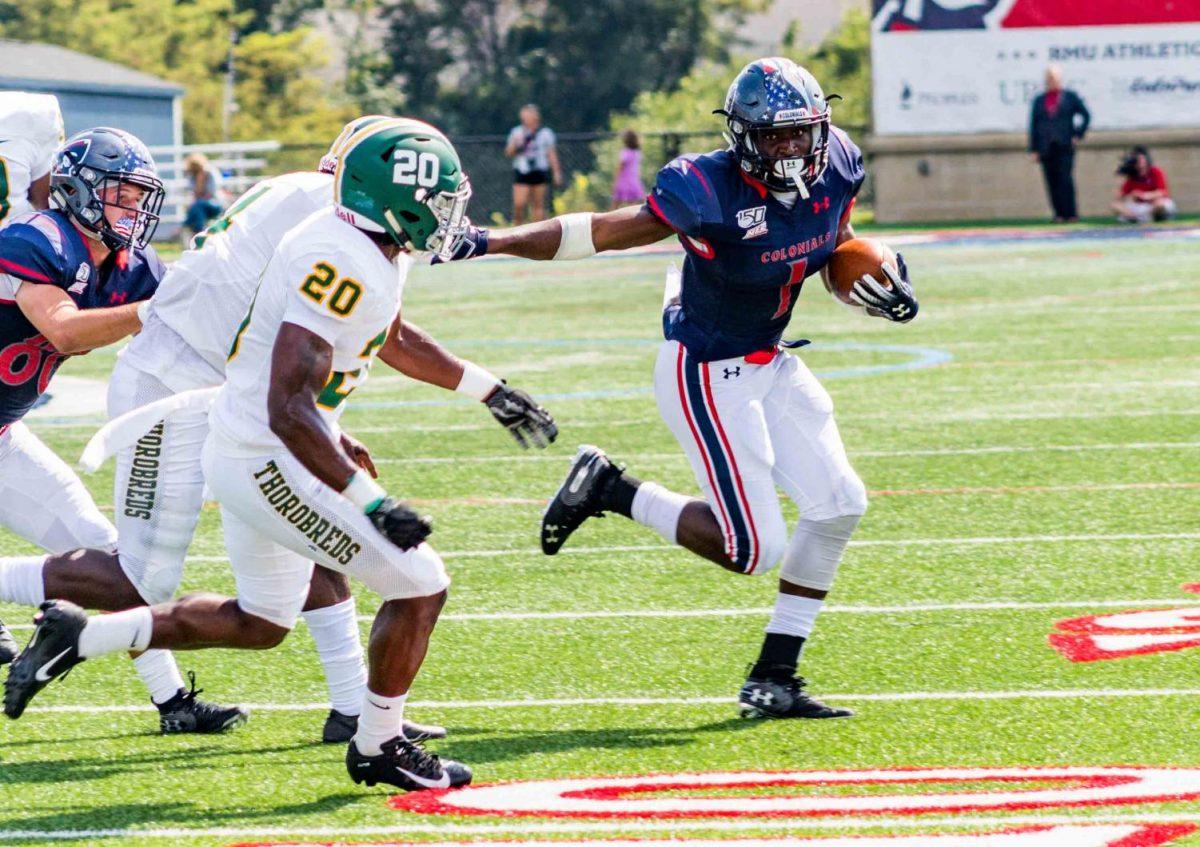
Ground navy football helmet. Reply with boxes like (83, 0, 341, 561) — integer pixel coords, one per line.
(716, 58, 833, 198)
(51, 127, 165, 250)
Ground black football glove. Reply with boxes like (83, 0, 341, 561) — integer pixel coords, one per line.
(367, 497, 432, 551)
(849, 252, 918, 323)
(485, 382, 557, 449)
(430, 222, 488, 264)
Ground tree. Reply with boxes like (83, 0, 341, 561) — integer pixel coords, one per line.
(0, 0, 353, 145)
(554, 8, 873, 212)
(376, 0, 766, 136)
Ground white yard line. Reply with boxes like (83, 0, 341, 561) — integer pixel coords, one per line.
(175, 532, 1200, 566)
(7, 597, 1199, 632)
(372, 441, 1200, 465)
(6, 814, 1200, 840)
(23, 688, 1200, 715)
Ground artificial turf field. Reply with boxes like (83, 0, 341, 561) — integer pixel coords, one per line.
(1, 229, 1199, 846)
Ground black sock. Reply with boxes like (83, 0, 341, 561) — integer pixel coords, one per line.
(602, 470, 641, 517)
(750, 632, 805, 679)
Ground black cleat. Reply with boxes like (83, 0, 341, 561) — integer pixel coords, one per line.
(738, 667, 854, 720)
(157, 671, 249, 734)
(4, 600, 88, 719)
(541, 444, 621, 555)
(346, 735, 471, 791)
(322, 709, 447, 744)
(0, 619, 18, 666)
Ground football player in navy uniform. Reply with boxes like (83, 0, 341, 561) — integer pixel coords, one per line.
(437, 58, 918, 719)
(0, 127, 246, 732)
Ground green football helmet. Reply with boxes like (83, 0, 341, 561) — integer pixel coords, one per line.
(333, 117, 471, 259)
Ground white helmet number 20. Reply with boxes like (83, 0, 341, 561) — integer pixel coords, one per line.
(393, 149, 439, 188)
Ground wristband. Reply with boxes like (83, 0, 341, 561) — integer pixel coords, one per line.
(343, 470, 387, 513)
(136, 299, 152, 324)
(553, 212, 596, 261)
(455, 360, 501, 401)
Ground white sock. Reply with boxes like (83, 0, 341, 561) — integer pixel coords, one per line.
(302, 598, 366, 716)
(630, 482, 689, 543)
(765, 592, 823, 640)
(78, 607, 153, 658)
(0, 556, 46, 606)
(132, 649, 186, 705)
(353, 689, 407, 756)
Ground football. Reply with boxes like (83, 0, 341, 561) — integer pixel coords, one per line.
(824, 237, 898, 306)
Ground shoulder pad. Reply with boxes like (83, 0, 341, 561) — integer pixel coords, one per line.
(646, 155, 724, 236)
(0, 214, 72, 287)
(827, 126, 866, 198)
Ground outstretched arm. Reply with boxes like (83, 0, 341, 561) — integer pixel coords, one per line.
(380, 318, 558, 449)
(16, 283, 142, 354)
(452, 203, 675, 262)
(379, 317, 483, 392)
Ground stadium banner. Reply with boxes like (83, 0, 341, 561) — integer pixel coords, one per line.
(870, 0, 1200, 135)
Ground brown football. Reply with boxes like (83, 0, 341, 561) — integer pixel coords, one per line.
(824, 237, 898, 306)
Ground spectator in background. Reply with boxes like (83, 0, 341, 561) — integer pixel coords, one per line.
(1113, 146, 1176, 223)
(183, 153, 224, 237)
(1028, 64, 1089, 222)
(611, 129, 646, 210)
(506, 104, 561, 224)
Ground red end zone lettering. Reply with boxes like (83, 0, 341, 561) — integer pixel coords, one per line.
(1050, 585, 1200, 662)
(388, 767, 1200, 819)
(229, 824, 1198, 847)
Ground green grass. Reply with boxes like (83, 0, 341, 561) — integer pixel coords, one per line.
(2, 234, 1200, 845)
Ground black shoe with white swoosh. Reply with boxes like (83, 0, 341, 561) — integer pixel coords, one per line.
(4, 601, 88, 719)
(346, 735, 472, 791)
(541, 444, 621, 555)
(0, 619, 18, 665)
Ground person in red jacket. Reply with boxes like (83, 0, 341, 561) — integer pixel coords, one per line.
(1113, 146, 1177, 223)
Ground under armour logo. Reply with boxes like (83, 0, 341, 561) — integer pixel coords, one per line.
(109, 291, 129, 305)
(545, 525, 560, 544)
(893, 303, 912, 317)
(723, 367, 741, 379)
(749, 690, 774, 705)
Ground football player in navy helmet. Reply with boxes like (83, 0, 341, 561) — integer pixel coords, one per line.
(0, 127, 247, 732)
(437, 58, 918, 720)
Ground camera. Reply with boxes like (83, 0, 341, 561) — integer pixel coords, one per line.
(1116, 145, 1149, 178)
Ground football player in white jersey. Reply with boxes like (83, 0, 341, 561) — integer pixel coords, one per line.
(0, 92, 65, 227)
(8, 118, 480, 791)
(0, 116, 555, 743)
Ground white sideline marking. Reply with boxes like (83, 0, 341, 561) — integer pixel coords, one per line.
(8, 597, 1200, 632)
(428, 597, 1200, 621)
(4, 813, 1200, 841)
(178, 532, 1200, 566)
(23, 687, 1200, 715)
(373, 440, 1200, 465)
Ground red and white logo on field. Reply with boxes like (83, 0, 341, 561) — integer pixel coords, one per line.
(1050, 585, 1200, 662)
(390, 767, 1200, 819)
(231, 824, 1198, 847)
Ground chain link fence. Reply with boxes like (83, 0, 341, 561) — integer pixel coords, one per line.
(273, 126, 871, 226)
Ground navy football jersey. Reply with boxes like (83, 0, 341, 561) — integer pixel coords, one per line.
(646, 126, 865, 362)
(0, 210, 163, 427)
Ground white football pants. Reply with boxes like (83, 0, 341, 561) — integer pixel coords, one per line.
(653, 340, 868, 575)
(0, 421, 117, 554)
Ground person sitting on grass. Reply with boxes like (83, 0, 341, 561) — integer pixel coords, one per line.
(1112, 146, 1176, 224)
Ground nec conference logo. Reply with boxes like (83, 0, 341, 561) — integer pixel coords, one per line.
(899, 80, 979, 109)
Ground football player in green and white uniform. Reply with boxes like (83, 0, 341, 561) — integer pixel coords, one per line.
(0, 116, 554, 742)
(6, 120, 512, 790)
(0, 92, 64, 227)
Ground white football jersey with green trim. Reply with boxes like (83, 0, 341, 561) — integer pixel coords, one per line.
(209, 206, 407, 456)
(0, 92, 64, 228)
(146, 171, 332, 373)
